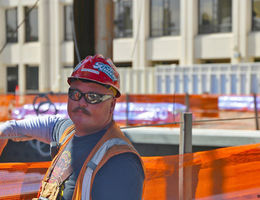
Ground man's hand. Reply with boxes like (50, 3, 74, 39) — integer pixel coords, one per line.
(0, 138, 8, 156)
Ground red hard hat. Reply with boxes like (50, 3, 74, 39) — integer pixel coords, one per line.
(68, 55, 121, 98)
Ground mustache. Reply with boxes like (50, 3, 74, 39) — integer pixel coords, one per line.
(72, 107, 91, 116)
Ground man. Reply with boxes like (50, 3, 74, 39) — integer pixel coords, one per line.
(0, 55, 145, 200)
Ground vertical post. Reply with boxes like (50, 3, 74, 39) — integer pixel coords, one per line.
(253, 93, 259, 130)
(185, 92, 190, 112)
(179, 112, 193, 200)
(95, 0, 113, 58)
(179, 112, 192, 154)
(126, 93, 129, 126)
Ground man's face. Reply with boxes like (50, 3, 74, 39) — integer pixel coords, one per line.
(67, 80, 116, 136)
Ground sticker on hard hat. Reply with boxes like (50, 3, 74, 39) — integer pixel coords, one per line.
(93, 62, 118, 81)
(81, 68, 100, 75)
(73, 62, 82, 72)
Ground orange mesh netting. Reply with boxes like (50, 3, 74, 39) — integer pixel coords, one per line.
(0, 162, 50, 199)
(1, 143, 260, 199)
(0, 94, 219, 123)
(142, 143, 260, 199)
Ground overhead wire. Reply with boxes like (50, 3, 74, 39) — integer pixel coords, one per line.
(131, 0, 142, 59)
(71, 2, 81, 63)
(1, 115, 260, 139)
(120, 115, 260, 129)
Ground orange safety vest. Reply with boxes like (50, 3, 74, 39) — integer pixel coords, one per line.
(38, 121, 145, 200)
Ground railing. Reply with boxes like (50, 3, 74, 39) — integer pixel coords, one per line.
(118, 63, 260, 95)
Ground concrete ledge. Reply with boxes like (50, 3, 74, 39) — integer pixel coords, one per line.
(123, 127, 260, 147)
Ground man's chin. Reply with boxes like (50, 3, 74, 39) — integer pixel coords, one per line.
(71, 116, 90, 125)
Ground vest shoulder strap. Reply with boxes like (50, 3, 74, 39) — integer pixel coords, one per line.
(50, 124, 75, 160)
(59, 124, 75, 144)
(81, 138, 131, 200)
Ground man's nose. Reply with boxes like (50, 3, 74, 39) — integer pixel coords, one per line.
(78, 96, 88, 107)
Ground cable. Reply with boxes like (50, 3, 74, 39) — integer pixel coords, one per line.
(0, 0, 40, 55)
(120, 115, 260, 129)
(32, 93, 58, 116)
(193, 116, 260, 124)
(1, 115, 260, 140)
(71, 2, 81, 63)
(131, 0, 143, 59)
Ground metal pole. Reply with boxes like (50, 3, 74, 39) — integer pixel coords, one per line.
(179, 112, 193, 200)
(185, 92, 190, 112)
(253, 93, 259, 130)
(179, 112, 192, 154)
(95, 0, 113, 58)
(126, 93, 129, 126)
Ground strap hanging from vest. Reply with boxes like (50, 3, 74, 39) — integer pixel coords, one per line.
(81, 138, 129, 200)
(50, 126, 75, 160)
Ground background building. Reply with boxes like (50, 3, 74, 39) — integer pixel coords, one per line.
(0, 0, 74, 94)
(0, 0, 260, 95)
(114, 0, 260, 67)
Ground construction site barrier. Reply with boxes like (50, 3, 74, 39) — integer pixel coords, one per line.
(1, 142, 260, 199)
(0, 93, 219, 125)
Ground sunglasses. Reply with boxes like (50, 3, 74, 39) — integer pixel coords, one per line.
(68, 88, 114, 104)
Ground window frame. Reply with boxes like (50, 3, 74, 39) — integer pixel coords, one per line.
(252, 0, 260, 31)
(24, 6, 39, 42)
(25, 65, 39, 92)
(150, 0, 180, 37)
(114, 0, 133, 38)
(5, 7, 18, 43)
(198, 0, 232, 34)
(64, 4, 73, 41)
(6, 65, 19, 94)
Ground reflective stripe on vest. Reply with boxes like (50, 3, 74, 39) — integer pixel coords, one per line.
(81, 138, 129, 200)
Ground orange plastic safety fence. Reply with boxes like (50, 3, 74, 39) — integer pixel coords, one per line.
(0, 162, 50, 200)
(118, 94, 219, 118)
(0, 94, 219, 126)
(0, 94, 68, 122)
(142, 143, 260, 200)
(1, 143, 260, 199)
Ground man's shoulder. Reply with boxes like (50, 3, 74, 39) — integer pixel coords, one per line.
(102, 152, 144, 176)
(52, 118, 73, 141)
(92, 152, 145, 199)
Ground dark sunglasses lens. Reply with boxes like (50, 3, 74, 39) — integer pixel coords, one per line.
(69, 89, 81, 101)
(85, 93, 102, 104)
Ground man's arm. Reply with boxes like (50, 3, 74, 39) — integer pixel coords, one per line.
(0, 116, 61, 156)
(91, 153, 145, 200)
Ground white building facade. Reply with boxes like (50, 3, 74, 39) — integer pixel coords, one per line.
(0, 0, 73, 94)
(0, 0, 260, 95)
(114, 0, 260, 67)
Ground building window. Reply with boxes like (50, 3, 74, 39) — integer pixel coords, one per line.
(114, 0, 133, 38)
(64, 5, 73, 41)
(26, 65, 39, 92)
(199, 0, 232, 34)
(5, 8, 18, 43)
(150, 0, 180, 37)
(253, 0, 260, 31)
(25, 7, 38, 42)
(114, 62, 132, 67)
(7, 66, 18, 93)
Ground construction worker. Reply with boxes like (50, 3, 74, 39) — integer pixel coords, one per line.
(0, 55, 145, 200)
